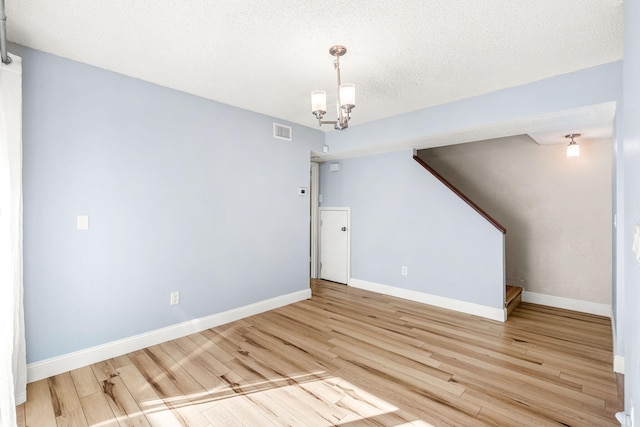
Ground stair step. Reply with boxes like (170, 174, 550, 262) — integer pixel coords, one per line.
(506, 285, 523, 317)
(506, 285, 523, 305)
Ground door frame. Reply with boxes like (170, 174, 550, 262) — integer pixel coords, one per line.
(310, 162, 320, 278)
(319, 207, 351, 284)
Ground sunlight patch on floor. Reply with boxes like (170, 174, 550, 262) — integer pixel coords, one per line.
(134, 374, 416, 426)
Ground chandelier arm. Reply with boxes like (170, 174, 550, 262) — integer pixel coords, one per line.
(319, 119, 338, 126)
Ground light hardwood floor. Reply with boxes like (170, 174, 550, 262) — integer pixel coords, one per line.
(17, 279, 623, 426)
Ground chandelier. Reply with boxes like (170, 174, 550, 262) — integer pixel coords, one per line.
(311, 45, 355, 131)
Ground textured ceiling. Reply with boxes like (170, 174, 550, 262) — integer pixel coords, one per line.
(5, 0, 624, 133)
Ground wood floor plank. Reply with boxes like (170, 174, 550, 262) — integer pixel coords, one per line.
(15, 403, 25, 427)
(328, 320, 442, 369)
(89, 359, 153, 425)
(254, 310, 338, 360)
(183, 333, 235, 373)
(101, 374, 151, 427)
(461, 387, 565, 426)
(330, 383, 408, 425)
(330, 361, 484, 426)
(443, 358, 615, 426)
(200, 400, 249, 427)
(48, 372, 83, 420)
(265, 385, 345, 425)
(241, 328, 333, 375)
(23, 380, 57, 427)
(414, 332, 594, 402)
(328, 337, 464, 396)
(55, 408, 88, 427)
(242, 390, 309, 426)
(116, 362, 187, 426)
(330, 343, 483, 419)
(79, 391, 118, 427)
(18, 279, 622, 426)
(159, 337, 228, 393)
(111, 354, 134, 369)
(227, 346, 350, 424)
(129, 348, 212, 427)
(70, 365, 102, 398)
(211, 395, 282, 427)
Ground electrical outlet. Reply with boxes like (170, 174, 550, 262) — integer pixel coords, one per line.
(170, 291, 180, 305)
(401, 266, 408, 276)
(77, 215, 89, 230)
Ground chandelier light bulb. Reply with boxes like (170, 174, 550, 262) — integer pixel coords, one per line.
(565, 134, 581, 159)
(567, 143, 580, 158)
(311, 91, 327, 116)
(340, 83, 355, 109)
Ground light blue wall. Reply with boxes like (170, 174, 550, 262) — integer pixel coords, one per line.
(326, 61, 623, 156)
(14, 45, 324, 363)
(321, 61, 624, 318)
(319, 150, 504, 309)
(321, 60, 624, 357)
(14, 34, 632, 401)
(623, 0, 640, 421)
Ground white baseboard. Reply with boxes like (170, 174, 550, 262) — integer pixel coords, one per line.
(614, 355, 625, 374)
(522, 291, 621, 373)
(611, 316, 624, 374)
(27, 288, 311, 383)
(521, 291, 611, 317)
(349, 278, 506, 322)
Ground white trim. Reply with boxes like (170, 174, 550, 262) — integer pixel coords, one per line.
(349, 278, 506, 322)
(310, 162, 320, 279)
(27, 288, 311, 383)
(614, 355, 625, 374)
(611, 315, 623, 374)
(521, 291, 611, 317)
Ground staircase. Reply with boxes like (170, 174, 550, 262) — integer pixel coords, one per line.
(506, 285, 523, 316)
(413, 155, 514, 320)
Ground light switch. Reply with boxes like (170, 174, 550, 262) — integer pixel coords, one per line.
(77, 215, 89, 231)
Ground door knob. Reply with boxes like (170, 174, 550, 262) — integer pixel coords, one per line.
(341, 227, 347, 231)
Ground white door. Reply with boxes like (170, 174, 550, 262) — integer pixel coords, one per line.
(320, 208, 350, 284)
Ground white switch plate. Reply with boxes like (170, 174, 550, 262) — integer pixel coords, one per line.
(77, 215, 89, 230)
(401, 266, 408, 275)
(170, 291, 180, 305)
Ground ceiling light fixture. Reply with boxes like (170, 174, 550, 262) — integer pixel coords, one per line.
(311, 45, 355, 131)
(566, 134, 580, 158)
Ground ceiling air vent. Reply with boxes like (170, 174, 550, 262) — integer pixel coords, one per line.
(273, 123, 292, 141)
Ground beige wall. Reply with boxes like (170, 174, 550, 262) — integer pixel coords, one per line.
(418, 135, 612, 304)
